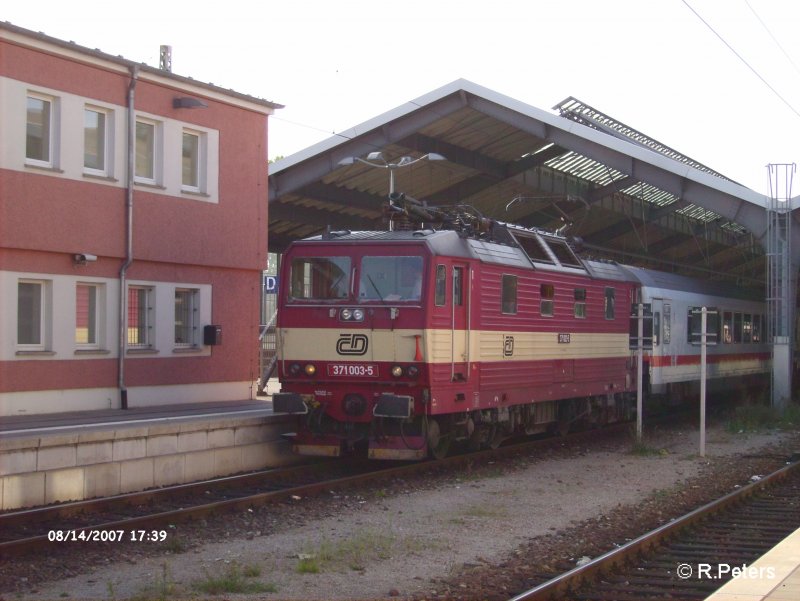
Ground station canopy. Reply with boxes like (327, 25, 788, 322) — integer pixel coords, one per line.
(268, 80, 768, 291)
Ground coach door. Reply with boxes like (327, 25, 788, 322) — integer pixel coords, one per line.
(451, 263, 470, 382)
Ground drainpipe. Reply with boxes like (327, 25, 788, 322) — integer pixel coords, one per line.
(119, 65, 139, 409)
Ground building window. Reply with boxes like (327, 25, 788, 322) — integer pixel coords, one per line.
(182, 130, 202, 191)
(84, 107, 108, 175)
(128, 286, 154, 348)
(135, 120, 157, 183)
(435, 265, 446, 306)
(540, 283, 554, 317)
(76, 284, 100, 347)
(26, 94, 54, 166)
(18, 280, 46, 349)
(501, 275, 518, 314)
(604, 287, 615, 320)
(574, 288, 586, 318)
(174, 288, 199, 346)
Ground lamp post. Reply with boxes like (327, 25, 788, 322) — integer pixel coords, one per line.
(338, 151, 445, 195)
(338, 152, 445, 230)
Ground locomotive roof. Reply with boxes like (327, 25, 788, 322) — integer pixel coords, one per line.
(299, 229, 582, 274)
(296, 230, 763, 301)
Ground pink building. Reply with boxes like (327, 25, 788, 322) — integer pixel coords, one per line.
(0, 23, 281, 415)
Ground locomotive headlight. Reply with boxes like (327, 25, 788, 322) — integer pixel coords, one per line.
(352, 308, 365, 321)
(304, 364, 317, 376)
(391, 365, 404, 377)
(340, 308, 352, 321)
(407, 365, 419, 378)
(289, 363, 301, 376)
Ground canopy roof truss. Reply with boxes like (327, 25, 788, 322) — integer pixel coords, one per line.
(269, 80, 768, 290)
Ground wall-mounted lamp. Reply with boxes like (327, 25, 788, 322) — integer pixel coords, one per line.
(73, 253, 97, 266)
(173, 97, 208, 109)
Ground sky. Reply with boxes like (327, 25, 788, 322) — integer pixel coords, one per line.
(5, 0, 800, 195)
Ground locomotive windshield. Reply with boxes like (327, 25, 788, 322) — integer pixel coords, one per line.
(289, 256, 351, 300)
(358, 256, 423, 301)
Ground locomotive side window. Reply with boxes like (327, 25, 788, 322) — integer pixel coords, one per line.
(453, 267, 464, 306)
(574, 288, 586, 318)
(289, 257, 351, 300)
(502, 275, 518, 314)
(540, 284, 554, 317)
(359, 256, 423, 301)
(435, 265, 446, 306)
(604, 287, 615, 320)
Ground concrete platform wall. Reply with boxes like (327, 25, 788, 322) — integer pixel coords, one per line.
(0, 415, 299, 510)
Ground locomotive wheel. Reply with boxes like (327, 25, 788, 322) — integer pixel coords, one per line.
(426, 418, 451, 460)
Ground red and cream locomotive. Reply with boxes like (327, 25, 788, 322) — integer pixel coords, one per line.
(273, 194, 769, 459)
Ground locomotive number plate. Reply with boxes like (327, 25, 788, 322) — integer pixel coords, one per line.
(327, 363, 379, 377)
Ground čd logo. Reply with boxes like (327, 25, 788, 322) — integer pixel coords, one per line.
(336, 334, 369, 356)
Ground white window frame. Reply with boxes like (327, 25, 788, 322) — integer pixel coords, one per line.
(134, 118, 160, 185)
(83, 106, 112, 177)
(181, 129, 205, 193)
(76, 283, 103, 349)
(25, 92, 57, 168)
(127, 285, 155, 349)
(174, 288, 200, 347)
(17, 279, 48, 351)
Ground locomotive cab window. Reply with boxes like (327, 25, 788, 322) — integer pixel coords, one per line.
(289, 257, 351, 300)
(359, 256, 423, 301)
(453, 267, 464, 306)
(435, 264, 446, 306)
(502, 275, 518, 314)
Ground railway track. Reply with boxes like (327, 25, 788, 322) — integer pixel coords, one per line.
(511, 456, 800, 601)
(0, 420, 637, 559)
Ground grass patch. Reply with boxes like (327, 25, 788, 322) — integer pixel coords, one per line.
(629, 440, 667, 456)
(131, 563, 180, 601)
(194, 562, 276, 595)
(297, 529, 411, 573)
(725, 402, 800, 433)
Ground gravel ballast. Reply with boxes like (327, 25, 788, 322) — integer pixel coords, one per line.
(3, 422, 798, 601)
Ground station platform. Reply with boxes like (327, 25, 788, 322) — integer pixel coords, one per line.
(705, 526, 800, 600)
(0, 381, 301, 510)
(0, 398, 275, 438)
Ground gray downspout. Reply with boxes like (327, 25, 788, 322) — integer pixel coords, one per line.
(119, 65, 139, 409)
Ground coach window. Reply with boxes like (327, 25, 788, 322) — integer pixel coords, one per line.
(752, 315, 762, 343)
(435, 265, 446, 306)
(604, 287, 615, 320)
(722, 311, 733, 343)
(663, 303, 671, 344)
(743, 314, 752, 343)
(540, 284, 554, 317)
(502, 275, 518, 314)
(733, 313, 743, 343)
(574, 288, 586, 318)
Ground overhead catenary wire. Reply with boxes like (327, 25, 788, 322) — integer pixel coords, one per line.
(745, 0, 800, 79)
(682, 0, 800, 121)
